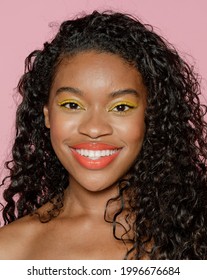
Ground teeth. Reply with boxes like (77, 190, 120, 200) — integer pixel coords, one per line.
(76, 149, 118, 159)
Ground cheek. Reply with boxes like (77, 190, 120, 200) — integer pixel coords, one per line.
(114, 115, 146, 148)
(49, 114, 75, 146)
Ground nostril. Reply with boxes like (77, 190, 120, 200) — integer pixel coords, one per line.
(78, 115, 113, 138)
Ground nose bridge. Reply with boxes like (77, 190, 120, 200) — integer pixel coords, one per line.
(78, 107, 113, 138)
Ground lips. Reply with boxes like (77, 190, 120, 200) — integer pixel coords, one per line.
(70, 143, 122, 170)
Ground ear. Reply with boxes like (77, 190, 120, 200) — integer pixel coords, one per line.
(43, 105, 50, 128)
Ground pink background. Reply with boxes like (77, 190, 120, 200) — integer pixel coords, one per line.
(0, 0, 207, 180)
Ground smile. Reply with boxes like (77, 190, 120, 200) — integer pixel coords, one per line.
(70, 143, 122, 170)
(75, 149, 119, 160)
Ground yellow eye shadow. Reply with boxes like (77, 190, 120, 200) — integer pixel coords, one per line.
(57, 99, 84, 109)
(108, 101, 138, 111)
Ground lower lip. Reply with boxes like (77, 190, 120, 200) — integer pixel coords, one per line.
(71, 149, 121, 170)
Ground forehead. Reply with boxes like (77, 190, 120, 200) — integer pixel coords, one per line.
(51, 51, 146, 96)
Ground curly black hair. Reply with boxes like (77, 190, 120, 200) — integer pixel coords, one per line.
(1, 11, 207, 259)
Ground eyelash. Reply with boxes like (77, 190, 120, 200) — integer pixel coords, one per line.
(109, 102, 137, 114)
(58, 100, 84, 110)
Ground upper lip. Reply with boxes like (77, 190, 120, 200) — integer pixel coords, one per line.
(71, 142, 121, 150)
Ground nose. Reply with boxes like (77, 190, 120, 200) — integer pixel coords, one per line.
(78, 109, 113, 139)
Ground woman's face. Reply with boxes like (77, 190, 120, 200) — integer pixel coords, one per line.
(44, 51, 147, 192)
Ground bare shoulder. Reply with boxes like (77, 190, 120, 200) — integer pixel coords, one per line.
(0, 214, 40, 260)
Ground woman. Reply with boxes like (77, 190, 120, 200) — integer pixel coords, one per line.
(0, 11, 207, 259)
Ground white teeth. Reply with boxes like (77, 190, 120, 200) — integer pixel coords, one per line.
(76, 149, 118, 159)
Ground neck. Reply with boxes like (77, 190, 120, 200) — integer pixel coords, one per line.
(63, 178, 120, 219)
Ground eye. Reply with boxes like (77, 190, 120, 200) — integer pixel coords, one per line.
(63, 102, 81, 110)
(58, 100, 84, 111)
(113, 104, 133, 112)
(109, 101, 138, 114)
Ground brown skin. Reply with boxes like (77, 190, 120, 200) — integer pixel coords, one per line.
(0, 51, 147, 259)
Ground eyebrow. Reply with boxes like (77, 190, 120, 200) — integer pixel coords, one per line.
(109, 89, 139, 98)
(56, 86, 140, 97)
(56, 86, 83, 96)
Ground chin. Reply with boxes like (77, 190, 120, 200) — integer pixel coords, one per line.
(72, 175, 119, 193)
(84, 182, 117, 193)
